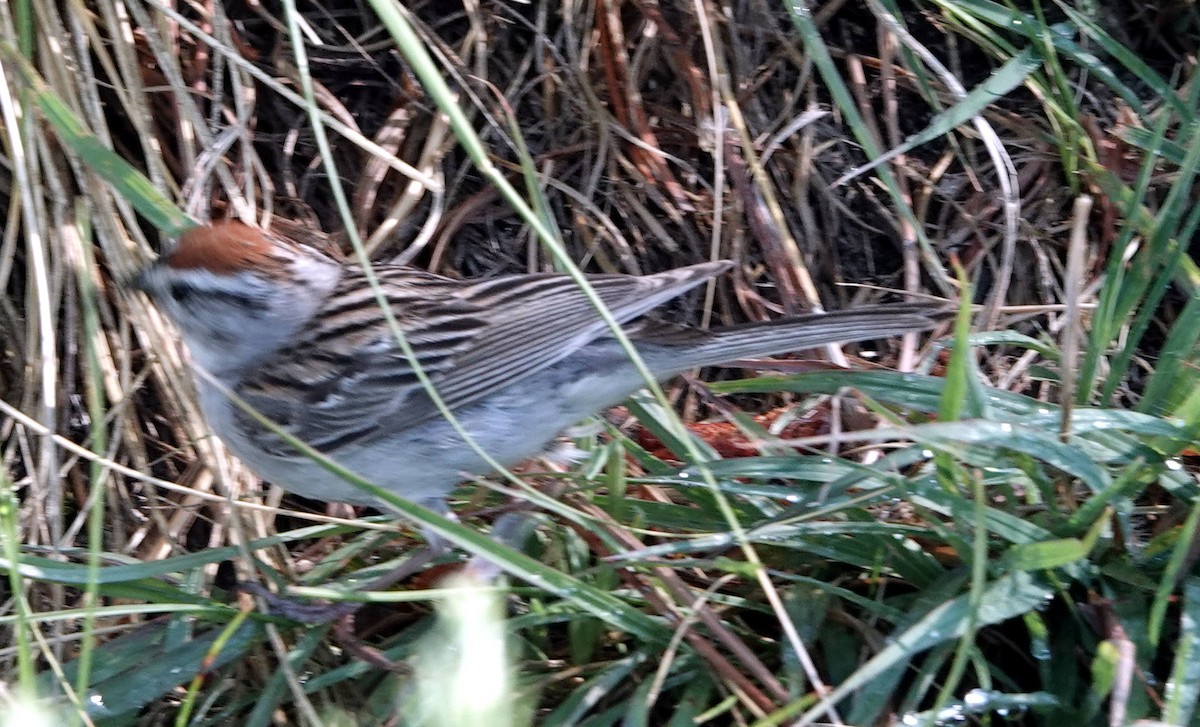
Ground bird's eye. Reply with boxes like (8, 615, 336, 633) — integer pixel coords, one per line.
(167, 282, 193, 304)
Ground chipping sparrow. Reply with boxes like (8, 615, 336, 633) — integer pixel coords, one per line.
(134, 221, 946, 519)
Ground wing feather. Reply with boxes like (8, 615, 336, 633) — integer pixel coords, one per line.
(235, 261, 729, 453)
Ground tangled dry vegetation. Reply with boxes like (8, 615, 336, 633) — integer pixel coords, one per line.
(1, 0, 1199, 724)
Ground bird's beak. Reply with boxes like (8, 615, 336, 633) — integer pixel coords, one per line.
(128, 265, 151, 293)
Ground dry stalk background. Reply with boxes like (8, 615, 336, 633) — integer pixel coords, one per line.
(1, 0, 1198, 724)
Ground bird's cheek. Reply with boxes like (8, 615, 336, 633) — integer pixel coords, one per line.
(201, 323, 235, 346)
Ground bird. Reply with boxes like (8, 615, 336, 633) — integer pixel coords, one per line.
(133, 220, 947, 525)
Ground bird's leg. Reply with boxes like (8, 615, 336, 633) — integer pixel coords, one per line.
(462, 510, 540, 580)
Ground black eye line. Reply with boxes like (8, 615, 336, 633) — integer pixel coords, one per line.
(167, 281, 194, 303)
(166, 280, 271, 316)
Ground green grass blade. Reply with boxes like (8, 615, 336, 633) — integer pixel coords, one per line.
(1163, 577, 1200, 724)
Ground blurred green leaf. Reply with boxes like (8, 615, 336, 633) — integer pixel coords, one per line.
(1163, 577, 1200, 724)
(1001, 539, 1087, 571)
(38, 620, 263, 721)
